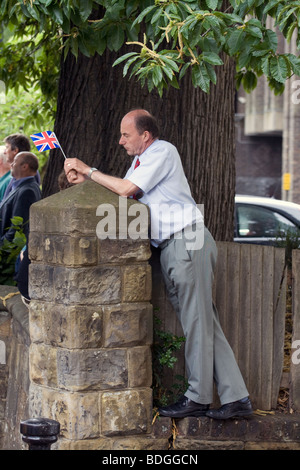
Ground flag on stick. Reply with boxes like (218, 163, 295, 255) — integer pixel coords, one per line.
(30, 131, 67, 159)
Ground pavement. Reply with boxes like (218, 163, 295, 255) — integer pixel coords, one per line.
(152, 411, 300, 450)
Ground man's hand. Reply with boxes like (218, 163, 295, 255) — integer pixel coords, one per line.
(64, 157, 89, 184)
(64, 157, 141, 197)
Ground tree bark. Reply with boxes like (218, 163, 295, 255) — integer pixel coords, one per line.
(42, 47, 236, 241)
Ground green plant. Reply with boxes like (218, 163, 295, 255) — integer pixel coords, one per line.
(275, 227, 300, 269)
(0, 216, 27, 285)
(152, 314, 187, 408)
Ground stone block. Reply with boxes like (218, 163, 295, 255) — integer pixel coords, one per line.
(29, 182, 105, 236)
(29, 301, 103, 349)
(122, 264, 152, 302)
(29, 264, 54, 301)
(29, 233, 98, 267)
(99, 238, 151, 264)
(101, 388, 152, 436)
(128, 346, 152, 388)
(0, 366, 8, 398)
(0, 398, 5, 419)
(0, 312, 11, 338)
(28, 301, 45, 343)
(57, 348, 128, 392)
(53, 266, 122, 305)
(174, 438, 245, 450)
(55, 436, 169, 450)
(29, 343, 58, 388)
(103, 303, 153, 347)
(29, 383, 100, 440)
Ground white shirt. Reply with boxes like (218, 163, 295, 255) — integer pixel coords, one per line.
(124, 140, 203, 247)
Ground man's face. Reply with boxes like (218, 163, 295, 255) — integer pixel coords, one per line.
(10, 153, 25, 179)
(119, 115, 147, 157)
(4, 142, 18, 164)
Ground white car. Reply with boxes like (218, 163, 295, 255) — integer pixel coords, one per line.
(234, 195, 300, 245)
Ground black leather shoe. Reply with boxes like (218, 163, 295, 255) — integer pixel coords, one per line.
(206, 398, 253, 420)
(158, 395, 209, 418)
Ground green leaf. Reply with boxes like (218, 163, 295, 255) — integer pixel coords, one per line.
(160, 55, 179, 72)
(179, 62, 190, 80)
(192, 63, 210, 93)
(263, 0, 282, 16)
(107, 27, 125, 52)
(286, 54, 300, 76)
(286, 22, 298, 43)
(205, 0, 218, 10)
(268, 77, 285, 95)
(227, 29, 245, 55)
(246, 25, 263, 39)
(131, 5, 157, 28)
(78, 0, 93, 22)
(204, 62, 217, 84)
(242, 70, 257, 93)
(49, 5, 64, 25)
(264, 29, 278, 52)
(113, 52, 139, 67)
(270, 55, 289, 83)
(152, 65, 163, 86)
(201, 51, 223, 65)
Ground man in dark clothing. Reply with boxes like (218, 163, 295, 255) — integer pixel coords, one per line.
(0, 151, 41, 243)
(3, 133, 41, 201)
(0, 151, 41, 303)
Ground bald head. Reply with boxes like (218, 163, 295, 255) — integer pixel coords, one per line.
(119, 109, 159, 156)
(124, 109, 159, 139)
(11, 152, 39, 179)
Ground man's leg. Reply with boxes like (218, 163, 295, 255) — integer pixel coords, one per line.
(159, 227, 251, 417)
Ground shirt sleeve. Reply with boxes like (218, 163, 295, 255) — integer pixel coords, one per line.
(126, 143, 172, 193)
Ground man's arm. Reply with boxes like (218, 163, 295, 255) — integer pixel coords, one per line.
(64, 158, 140, 197)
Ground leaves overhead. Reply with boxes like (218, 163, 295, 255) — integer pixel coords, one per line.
(0, 0, 300, 98)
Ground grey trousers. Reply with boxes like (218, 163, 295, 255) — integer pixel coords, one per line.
(159, 226, 249, 405)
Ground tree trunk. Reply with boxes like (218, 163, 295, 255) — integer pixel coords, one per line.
(42, 47, 236, 241)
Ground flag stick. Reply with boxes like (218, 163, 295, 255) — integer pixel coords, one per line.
(53, 132, 68, 159)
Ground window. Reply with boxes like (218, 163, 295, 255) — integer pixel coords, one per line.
(236, 205, 298, 238)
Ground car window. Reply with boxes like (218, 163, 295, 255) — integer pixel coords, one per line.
(236, 204, 298, 238)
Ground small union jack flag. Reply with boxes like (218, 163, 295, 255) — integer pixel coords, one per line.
(30, 131, 60, 152)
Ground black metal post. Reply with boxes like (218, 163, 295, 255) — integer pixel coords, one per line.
(20, 418, 60, 450)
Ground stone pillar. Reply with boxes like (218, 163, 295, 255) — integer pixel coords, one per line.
(27, 181, 153, 450)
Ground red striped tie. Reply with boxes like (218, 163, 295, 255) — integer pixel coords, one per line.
(133, 158, 140, 199)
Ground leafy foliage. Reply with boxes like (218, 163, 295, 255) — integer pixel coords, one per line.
(0, 216, 27, 286)
(275, 227, 300, 269)
(0, 1, 299, 100)
(0, 87, 54, 173)
(152, 315, 187, 407)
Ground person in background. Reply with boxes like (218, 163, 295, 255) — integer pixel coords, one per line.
(0, 151, 41, 305)
(0, 151, 41, 243)
(0, 145, 12, 201)
(3, 134, 40, 200)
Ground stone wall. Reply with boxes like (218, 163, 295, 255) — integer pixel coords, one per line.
(0, 286, 30, 450)
(1, 181, 299, 451)
(26, 180, 156, 449)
